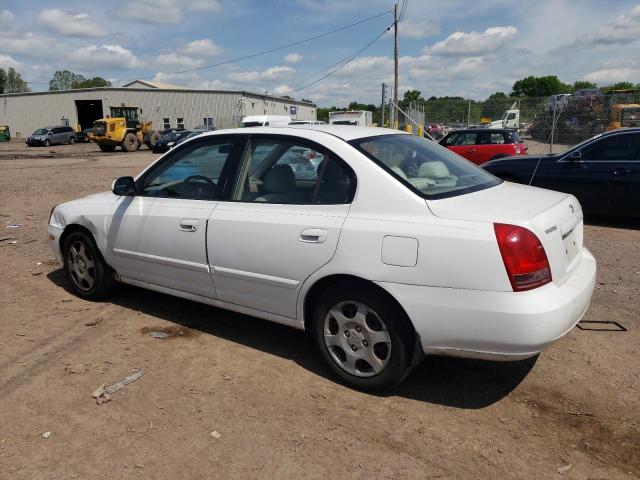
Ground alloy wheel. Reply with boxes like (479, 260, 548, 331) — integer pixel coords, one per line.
(67, 240, 96, 291)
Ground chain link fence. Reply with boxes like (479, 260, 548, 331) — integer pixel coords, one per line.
(396, 91, 640, 154)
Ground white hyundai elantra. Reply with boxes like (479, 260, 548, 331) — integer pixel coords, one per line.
(48, 126, 596, 389)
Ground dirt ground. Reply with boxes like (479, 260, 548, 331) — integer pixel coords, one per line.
(0, 140, 638, 480)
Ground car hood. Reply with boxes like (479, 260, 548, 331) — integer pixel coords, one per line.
(427, 182, 584, 286)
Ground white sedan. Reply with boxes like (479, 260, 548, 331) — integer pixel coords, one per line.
(48, 126, 596, 389)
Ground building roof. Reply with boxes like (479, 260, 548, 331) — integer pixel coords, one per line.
(121, 79, 188, 90)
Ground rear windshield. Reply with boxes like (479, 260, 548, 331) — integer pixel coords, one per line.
(350, 134, 501, 200)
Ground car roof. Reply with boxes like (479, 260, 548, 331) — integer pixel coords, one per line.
(199, 125, 409, 142)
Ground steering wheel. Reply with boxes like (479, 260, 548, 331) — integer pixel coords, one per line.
(183, 175, 215, 187)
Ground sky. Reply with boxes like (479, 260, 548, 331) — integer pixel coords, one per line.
(1, 0, 639, 106)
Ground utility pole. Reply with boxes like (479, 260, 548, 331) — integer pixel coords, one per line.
(393, 2, 399, 129)
(380, 83, 387, 127)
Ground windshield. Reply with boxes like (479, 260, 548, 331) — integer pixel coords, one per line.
(163, 131, 180, 141)
(33, 128, 49, 135)
(350, 134, 501, 200)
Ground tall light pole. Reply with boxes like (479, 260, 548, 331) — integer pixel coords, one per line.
(393, 2, 399, 129)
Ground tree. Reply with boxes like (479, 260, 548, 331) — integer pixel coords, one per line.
(49, 70, 86, 91)
(4, 68, 30, 93)
(71, 77, 112, 89)
(572, 80, 597, 91)
(482, 92, 514, 119)
(601, 81, 636, 92)
(0, 68, 6, 94)
(511, 76, 571, 97)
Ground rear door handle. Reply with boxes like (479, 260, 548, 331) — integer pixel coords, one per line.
(300, 228, 328, 243)
(178, 219, 199, 232)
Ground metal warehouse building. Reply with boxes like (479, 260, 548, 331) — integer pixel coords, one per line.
(0, 80, 317, 138)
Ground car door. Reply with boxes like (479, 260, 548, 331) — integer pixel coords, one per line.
(107, 135, 242, 298)
(207, 134, 355, 318)
(442, 132, 479, 162)
(534, 132, 640, 215)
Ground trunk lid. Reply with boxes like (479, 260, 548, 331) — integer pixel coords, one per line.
(428, 182, 584, 286)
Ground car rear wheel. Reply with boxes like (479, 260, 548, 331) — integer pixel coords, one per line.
(312, 281, 413, 389)
(63, 231, 116, 300)
(69, 136, 75, 145)
(122, 133, 139, 152)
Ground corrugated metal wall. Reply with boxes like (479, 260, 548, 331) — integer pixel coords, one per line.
(0, 88, 317, 137)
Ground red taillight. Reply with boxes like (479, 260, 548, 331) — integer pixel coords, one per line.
(494, 223, 552, 292)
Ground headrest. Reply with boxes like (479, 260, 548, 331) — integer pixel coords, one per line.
(418, 161, 450, 179)
(318, 159, 344, 181)
(264, 164, 295, 193)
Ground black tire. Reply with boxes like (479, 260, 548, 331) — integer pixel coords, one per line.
(62, 230, 116, 300)
(312, 281, 414, 390)
(147, 131, 161, 148)
(98, 144, 116, 152)
(69, 136, 76, 145)
(121, 132, 139, 152)
(44, 139, 51, 147)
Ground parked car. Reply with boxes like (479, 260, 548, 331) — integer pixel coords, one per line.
(152, 130, 190, 153)
(483, 128, 640, 218)
(439, 128, 527, 164)
(75, 128, 94, 143)
(48, 126, 595, 389)
(26, 126, 76, 146)
(173, 129, 209, 147)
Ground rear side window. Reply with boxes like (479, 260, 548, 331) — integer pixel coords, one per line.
(506, 131, 522, 143)
(234, 137, 354, 205)
(351, 134, 500, 200)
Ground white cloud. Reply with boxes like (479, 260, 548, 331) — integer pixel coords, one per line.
(153, 52, 204, 69)
(284, 53, 303, 64)
(0, 54, 20, 70)
(429, 26, 517, 56)
(118, 0, 220, 24)
(0, 32, 58, 59)
(399, 20, 439, 39)
(186, 0, 221, 12)
(183, 38, 223, 57)
(0, 9, 16, 32)
(228, 65, 295, 83)
(71, 44, 140, 70)
(586, 4, 640, 45)
(37, 9, 107, 38)
(273, 84, 293, 95)
(584, 67, 640, 84)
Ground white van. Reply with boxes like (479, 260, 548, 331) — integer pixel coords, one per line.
(328, 110, 373, 126)
(241, 115, 291, 127)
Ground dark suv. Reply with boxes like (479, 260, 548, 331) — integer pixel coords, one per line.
(26, 126, 77, 146)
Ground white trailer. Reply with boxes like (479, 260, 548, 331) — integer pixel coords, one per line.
(328, 110, 373, 126)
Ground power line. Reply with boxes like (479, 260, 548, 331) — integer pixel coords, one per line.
(287, 24, 392, 94)
(169, 10, 392, 75)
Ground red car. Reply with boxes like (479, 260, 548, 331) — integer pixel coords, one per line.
(439, 128, 527, 165)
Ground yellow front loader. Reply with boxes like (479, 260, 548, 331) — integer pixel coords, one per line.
(89, 105, 161, 152)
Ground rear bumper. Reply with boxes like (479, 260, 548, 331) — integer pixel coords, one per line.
(378, 247, 596, 360)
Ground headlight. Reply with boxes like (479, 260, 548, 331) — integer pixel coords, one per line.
(167, 142, 175, 147)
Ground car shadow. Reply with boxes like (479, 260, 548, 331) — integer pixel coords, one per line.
(48, 269, 536, 409)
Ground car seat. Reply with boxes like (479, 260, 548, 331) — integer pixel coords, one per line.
(255, 164, 301, 203)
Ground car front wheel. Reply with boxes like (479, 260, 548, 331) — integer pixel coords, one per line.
(312, 282, 413, 389)
(63, 231, 115, 300)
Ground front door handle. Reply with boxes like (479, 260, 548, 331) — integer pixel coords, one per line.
(300, 228, 328, 243)
(178, 219, 199, 232)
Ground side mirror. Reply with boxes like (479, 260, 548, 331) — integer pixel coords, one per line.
(567, 150, 582, 163)
(112, 176, 136, 196)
